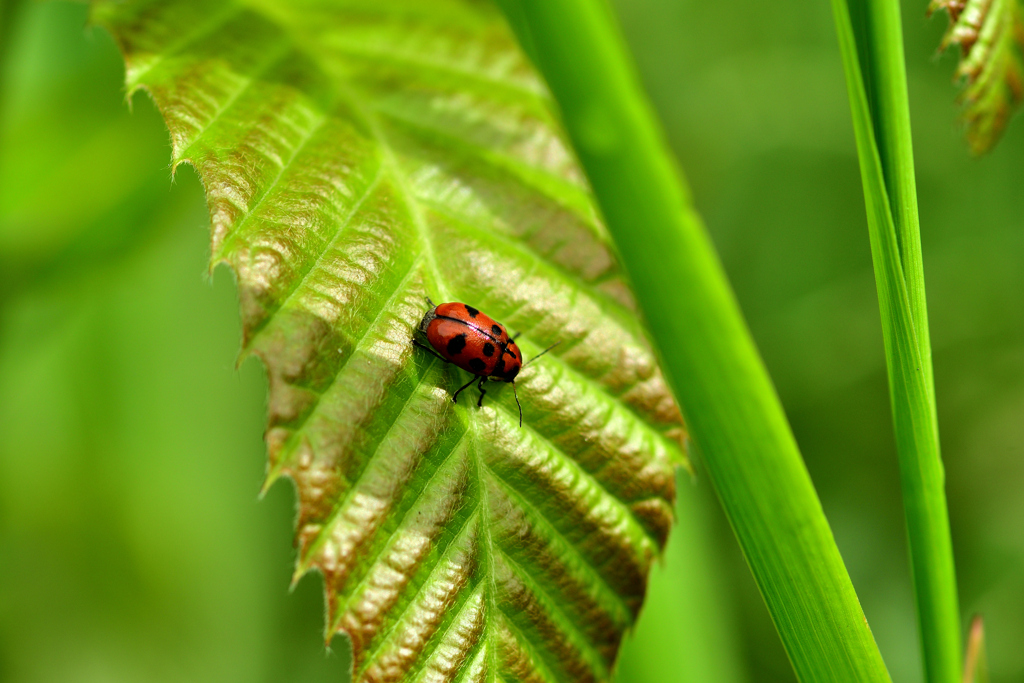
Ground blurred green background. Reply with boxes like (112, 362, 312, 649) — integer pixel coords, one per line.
(1, 1, 1021, 682)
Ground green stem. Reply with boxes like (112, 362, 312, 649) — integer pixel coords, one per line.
(832, 2, 962, 682)
(498, 1, 891, 680)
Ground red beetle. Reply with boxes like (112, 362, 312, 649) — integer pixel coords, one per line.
(412, 299, 558, 426)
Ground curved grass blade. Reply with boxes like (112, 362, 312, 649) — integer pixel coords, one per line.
(499, 1, 893, 681)
(91, 1, 687, 682)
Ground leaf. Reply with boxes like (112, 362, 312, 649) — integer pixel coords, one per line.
(930, 0, 1024, 154)
(92, 1, 687, 682)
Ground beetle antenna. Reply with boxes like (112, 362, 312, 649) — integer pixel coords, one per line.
(524, 340, 562, 367)
(425, 296, 436, 307)
(512, 381, 522, 427)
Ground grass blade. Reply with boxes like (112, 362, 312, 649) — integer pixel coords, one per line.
(832, 2, 962, 682)
(499, 1, 893, 680)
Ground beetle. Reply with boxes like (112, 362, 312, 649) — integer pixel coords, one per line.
(411, 298, 558, 426)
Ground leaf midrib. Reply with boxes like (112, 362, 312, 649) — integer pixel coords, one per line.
(473, 423, 501, 683)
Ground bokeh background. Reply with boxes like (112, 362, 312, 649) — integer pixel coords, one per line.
(1, 1, 1021, 681)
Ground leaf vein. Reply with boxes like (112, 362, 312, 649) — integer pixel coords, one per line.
(126, 3, 243, 88)
(480, 461, 635, 624)
(244, 162, 386, 349)
(360, 509, 481, 680)
(333, 428, 470, 631)
(409, 582, 488, 683)
(495, 606, 566, 683)
(493, 545, 610, 679)
(177, 41, 294, 158)
(214, 109, 330, 259)
(263, 257, 425, 491)
(376, 107, 598, 235)
(331, 39, 548, 101)
(490, 401, 660, 551)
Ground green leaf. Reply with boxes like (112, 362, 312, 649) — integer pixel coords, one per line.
(92, 1, 686, 682)
(930, 0, 1024, 154)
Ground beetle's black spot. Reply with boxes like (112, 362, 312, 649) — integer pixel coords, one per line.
(491, 324, 502, 336)
(446, 334, 467, 356)
(482, 342, 495, 357)
(469, 358, 486, 373)
(494, 357, 505, 376)
(464, 305, 479, 318)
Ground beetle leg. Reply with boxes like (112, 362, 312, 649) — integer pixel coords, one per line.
(451, 376, 476, 404)
(476, 375, 488, 407)
(412, 338, 449, 364)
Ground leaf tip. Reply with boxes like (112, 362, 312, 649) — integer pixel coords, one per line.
(289, 566, 306, 593)
(259, 465, 282, 499)
(963, 614, 989, 683)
